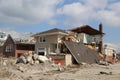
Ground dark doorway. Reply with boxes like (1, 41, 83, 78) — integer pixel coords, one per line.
(38, 52, 45, 56)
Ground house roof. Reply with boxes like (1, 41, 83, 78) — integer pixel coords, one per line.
(69, 25, 104, 35)
(64, 41, 100, 64)
(14, 33, 35, 44)
(33, 28, 68, 36)
(0, 34, 15, 46)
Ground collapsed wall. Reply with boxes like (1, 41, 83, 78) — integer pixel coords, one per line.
(64, 41, 100, 64)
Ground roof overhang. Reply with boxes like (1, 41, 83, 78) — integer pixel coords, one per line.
(33, 32, 69, 37)
(69, 25, 105, 35)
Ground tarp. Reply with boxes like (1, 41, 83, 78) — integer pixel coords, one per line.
(64, 41, 100, 64)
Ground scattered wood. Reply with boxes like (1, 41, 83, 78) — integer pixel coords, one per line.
(17, 66, 26, 73)
(98, 60, 109, 66)
(99, 71, 112, 75)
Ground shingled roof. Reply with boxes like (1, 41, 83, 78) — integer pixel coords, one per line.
(70, 25, 104, 35)
(33, 28, 68, 36)
(64, 41, 100, 64)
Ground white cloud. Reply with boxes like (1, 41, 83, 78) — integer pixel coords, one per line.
(0, 0, 62, 24)
(49, 19, 57, 26)
(0, 0, 119, 27)
(85, 0, 108, 10)
(57, 0, 120, 27)
(57, 2, 95, 26)
(97, 10, 120, 27)
(97, 2, 120, 27)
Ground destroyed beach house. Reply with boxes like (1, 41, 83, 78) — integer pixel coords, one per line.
(33, 24, 104, 66)
(69, 23, 104, 53)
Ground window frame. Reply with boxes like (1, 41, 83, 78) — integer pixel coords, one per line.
(39, 36, 45, 43)
(5, 44, 13, 52)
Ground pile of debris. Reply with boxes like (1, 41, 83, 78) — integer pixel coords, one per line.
(16, 53, 50, 65)
(16, 53, 64, 71)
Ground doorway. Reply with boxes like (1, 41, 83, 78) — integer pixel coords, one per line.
(37, 48, 46, 56)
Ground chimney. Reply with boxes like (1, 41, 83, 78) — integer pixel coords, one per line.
(99, 23, 103, 33)
(98, 23, 103, 53)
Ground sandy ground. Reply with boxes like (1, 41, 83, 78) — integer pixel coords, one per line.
(0, 58, 120, 80)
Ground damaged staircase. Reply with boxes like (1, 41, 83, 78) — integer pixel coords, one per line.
(64, 41, 100, 64)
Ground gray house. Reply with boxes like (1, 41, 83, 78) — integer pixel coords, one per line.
(33, 28, 68, 56)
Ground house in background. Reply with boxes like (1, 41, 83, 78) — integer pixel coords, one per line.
(104, 44, 116, 63)
(0, 33, 35, 58)
(0, 34, 15, 57)
(0, 32, 8, 53)
(14, 38, 35, 58)
(14, 33, 35, 57)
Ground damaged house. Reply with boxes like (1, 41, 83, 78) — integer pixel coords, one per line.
(103, 44, 117, 63)
(0, 33, 35, 58)
(33, 24, 104, 66)
(66, 24, 104, 64)
(32, 28, 70, 65)
(69, 23, 104, 53)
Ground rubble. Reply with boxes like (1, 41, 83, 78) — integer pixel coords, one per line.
(17, 66, 26, 73)
(16, 54, 49, 64)
(27, 54, 34, 65)
(98, 60, 109, 66)
(38, 56, 49, 63)
(99, 71, 112, 75)
(16, 55, 27, 64)
(0, 57, 120, 80)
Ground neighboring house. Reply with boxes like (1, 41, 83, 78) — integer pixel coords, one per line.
(0, 32, 10, 56)
(14, 39, 35, 58)
(0, 33, 35, 57)
(104, 45, 116, 63)
(14, 33, 35, 57)
(0, 34, 15, 57)
(33, 28, 69, 56)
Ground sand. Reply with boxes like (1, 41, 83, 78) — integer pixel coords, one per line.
(0, 58, 120, 80)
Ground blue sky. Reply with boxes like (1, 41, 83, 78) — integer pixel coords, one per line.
(0, 0, 120, 51)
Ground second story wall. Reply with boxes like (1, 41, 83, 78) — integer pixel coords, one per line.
(36, 35, 64, 44)
(77, 33, 102, 44)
